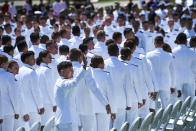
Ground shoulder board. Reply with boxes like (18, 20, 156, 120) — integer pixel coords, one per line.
(166, 35, 170, 38)
(174, 29, 179, 31)
(134, 56, 142, 60)
(103, 70, 110, 74)
(130, 63, 138, 67)
(121, 60, 128, 64)
(139, 31, 143, 33)
(172, 55, 175, 59)
(50, 27, 53, 29)
(21, 30, 25, 32)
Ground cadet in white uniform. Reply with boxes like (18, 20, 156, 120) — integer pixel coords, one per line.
(69, 26, 83, 49)
(172, 33, 196, 100)
(36, 51, 57, 129)
(69, 48, 110, 131)
(147, 36, 175, 109)
(29, 33, 42, 59)
(90, 56, 115, 131)
(104, 44, 133, 130)
(16, 51, 45, 127)
(55, 61, 87, 131)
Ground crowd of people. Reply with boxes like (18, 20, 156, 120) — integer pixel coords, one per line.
(0, 0, 196, 131)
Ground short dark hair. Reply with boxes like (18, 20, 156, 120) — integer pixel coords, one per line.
(108, 44, 119, 56)
(15, 36, 25, 46)
(2, 35, 11, 45)
(40, 35, 49, 44)
(105, 39, 115, 46)
(90, 56, 104, 68)
(21, 51, 34, 63)
(57, 61, 73, 74)
(52, 32, 61, 40)
(112, 32, 122, 41)
(36, 50, 50, 65)
(124, 39, 136, 51)
(175, 33, 187, 45)
(154, 36, 164, 46)
(3, 45, 14, 54)
(79, 44, 88, 53)
(120, 47, 132, 60)
(72, 26, 80, 36)
(190, 36, 196, 47)
(60, 29, 67, 37)
(83, 37, 93, 45)
(69, 48, 82, 61)
(16, 40, 27, 52)
(123, 28, 132, 37)
(30, 32, 40, 43)
(59, 45, 69, 55)
(0, 55, 8, 66)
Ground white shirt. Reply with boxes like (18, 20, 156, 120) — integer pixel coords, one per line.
(36, 63, 56, 106)
(54, 69, 86, 125)
(59, 38, 71, 48)
(172, 45, 196, 90)
(164, 29, 179, 49)
(56, 55, 68, 64)
(146, 48, 175, 91)
(16, 64, 43, 113)
(72, 61, 108, 115)
(29, 45, 43, 59)
(94, 41, 109, 60)
(69, 36, 83, 49)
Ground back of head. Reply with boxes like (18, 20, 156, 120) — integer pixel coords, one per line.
(190, 36, 196, 48)
(40, 35, 49, 44)
(174, 33, 187, 45)
(72, 26, 80, 36)
(30, 32, 40, 43)
(21, 51, 34, 63)
(112, 32, 122, 42)
(79, 44, 88, 54)
(69, 48, 82, 61)
(124, 39, 136, 51)
(96, 30, 105, 41)
(3, 45, 14, 54)
(90, 56, 104, 68)
(162, 43, 172, 53)
(106, 39, 115, 46)
(2, 35, 11, 45)
(0, 55, 8, 66)
(154, 36, 164, 47)
(57, 61, 72, 74)
(59, 45, 69, 55)
(36, 50, 50, 65)
(120, 47, 132, 60)
(16, 40, 27, 52)
(83, 37, 93, 45)
(123, 28, 132, 37)
(108, 43, 119, 56)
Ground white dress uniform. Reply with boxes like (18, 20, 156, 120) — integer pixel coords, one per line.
(184, 29, 195, 39)
(59, 38, 71, 48)
(94, 41, 109, 60)
(69, 36, 83, 49)
(119, 59, 139, 124)
(40, 26, 53, 39)
(72, 61, 109, 131)
(146, 48, 175, 109)
(104, 56, 132, 130)
(29, 45, 43, 59)
(164, 29, 179, 49)
(54, 68, 87, 131)
(90, 68, 116, 131)
(14, 52, 23, 67)
(0, 69, 20, 131)
(143, 31, 162, 53)
(56, 55, 68, 64)
(36, 63, 56, 126)
(16, 64, 43, 127)
(104, 25, 115, 39)
(191, 47, 196, 92)
(39, 43, 46, 51)
(173, 45, 196, 100)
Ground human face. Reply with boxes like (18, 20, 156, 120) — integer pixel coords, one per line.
(42, 53, 52, 65)
(8, 63, 19, 75)
(88, 40, 95, 50)
(0, 61, 8, 70)
(48, 43, 58, 55)
(61, 67, 74, 79)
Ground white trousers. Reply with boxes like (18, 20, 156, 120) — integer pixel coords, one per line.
(80, 114, 96, 131)
(112, 108, 126, 130)
(127, 107, 138, 125)
(41, 104, 54, 126)
(182, 83, 195, 100)
(57, 123, 78, 131)
(1, 115, 14, 131)
(29, 112, 41, 127)
(14, 115, 30, 131)
(95, 113, 110, 131)
(159, 90, 171, 109)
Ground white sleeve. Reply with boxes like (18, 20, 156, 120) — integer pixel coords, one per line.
(169, 58, 176, 90)
(85, 69, 109, 106)
(7, 75, 20, 115)
(0, 83, 2, 119)
(29, 71, 44, 111)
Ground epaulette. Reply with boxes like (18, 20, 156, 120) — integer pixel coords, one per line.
(103, 70, 110, 74)
(134, 56, 142, 60)
(174, 29, 179, 31)
(121, 60, 128, 64)
(172, 55, 175, 59)
(50, 27, 53, 29)
(139, 31, 143, 33)
(130, 63, 138, 67)
(166, 35, 170, 38)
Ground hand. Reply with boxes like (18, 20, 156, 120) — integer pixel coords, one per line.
(106, 104, 111, 114)
(153, 92, 158, 100)
(23, 114, 30, 122)
(148, 92, 153, 99)
(53, 106, 57, 112)
(177, 90, 182, 97)
(170, 88, 175, 94)
(39, 108, 45, 115)
(111, 113, 116, 120)
(0, 119, 3, 124)
(126, 106, 131, 110)
(15, 114, 19, 119)
(138, 103, 143, 108)
(142, 99, 146, 105)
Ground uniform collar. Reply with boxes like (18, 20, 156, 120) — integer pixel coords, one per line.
(72, 61, 82, 67)
(40, 62, 51, 69)
(23, 64, 35, 70)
